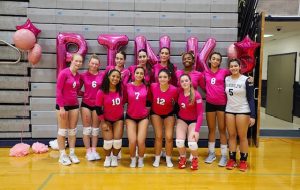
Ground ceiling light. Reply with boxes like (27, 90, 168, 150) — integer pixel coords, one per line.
(264, 34, 274, 38)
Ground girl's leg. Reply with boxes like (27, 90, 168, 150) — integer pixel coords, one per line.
(216, 111, 228, 166)
(164, 116, 175, 168)
(151, 114, 163, 167)
(136, 118, 149, 168)
(68, 108, 80, 163)
(205, 111, 217, 163)
(126, 119, 137, 167)
(91, 110, 100, 159)
(225, 113, 237, 169)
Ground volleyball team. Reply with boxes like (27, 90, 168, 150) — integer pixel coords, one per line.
(55, 48, 255, 172)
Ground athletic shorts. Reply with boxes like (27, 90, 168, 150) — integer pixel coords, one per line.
(205, 102, 226, 112)
(56, 104, 79, 111)
(105, 115, 124, 126)
(150, 110, 175, 119)
(225, 112, 250, 116)
(126, 114, 149, 123)
(177, 116, 196, 126)
(81, 102, 96, 111)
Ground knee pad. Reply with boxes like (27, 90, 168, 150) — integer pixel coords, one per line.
(82, 127, 92, 136)
(188, 141, 198, 151)
(91, 128, 100, 136)
(175, 139, 185, 148)
(58, 128, 67, 137)
(103, 140, 113, 150)
(113, 139, 122, 149)
(68, 128, 77, 136)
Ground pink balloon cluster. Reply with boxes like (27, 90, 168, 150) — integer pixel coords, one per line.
(227, 35, 260, 74)
(12, 19, 42, 65)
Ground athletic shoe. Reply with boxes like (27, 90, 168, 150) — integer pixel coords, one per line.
(69, 153, 80, 164)
(204, 152, 216, 164)
(238, 160, 248, 172)
(218, 155, 228, 167)
(178, 156, 187, 169)
(86, 152, 95, 161)
(111, 155, 118, 167)
(166, 157, 173, 168)
(190, 157, 199, 170)
(138, 158, 144, 168)
(152, 157, 160, 167)
(130, 157, 137, 168)
(59, 154, 71, 166)
(92, 151, 101, 160)
(103, 156, 112, 167)
(226, 159, 237, 170)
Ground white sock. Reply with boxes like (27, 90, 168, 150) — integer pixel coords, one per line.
(59, 149, 66, 156)
(130, 157, 137, 168)
(208, 142, 215, 153)
(220, 144, 228, 156)
(69, 148, 75, 155)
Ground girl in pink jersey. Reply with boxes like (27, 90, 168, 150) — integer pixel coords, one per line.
(175, 51, 205, 90)
(153, 47, 177, 86)
(105, 50, 130, 86)
(176, 74, 204, 170)
(125, 67, 149, 168)
(128, 49, 153, 86)
(79, 54, 104, 161)
(225, 59, 255, 172)
(203, 52, 229, 167)
(56, 54, 82, 166)
(95, 69, 124, 167)
(150, 69, 178, 168)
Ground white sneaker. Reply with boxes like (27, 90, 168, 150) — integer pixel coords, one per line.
(205, 152, 216, 164)
(104, 156, 112, 167)
(86, 152, 95, 161)
(59, 154, 71, 166)
(138, 157, 144, 168)
(218, 155, 227, 167)
(130, 157, 137, 168)
(153, 156, 160, 167)
(92, 151, 101, 160)
(166, 156, 173, 168)
(69, 153, 80, 164)
(111, 155, 118, 167)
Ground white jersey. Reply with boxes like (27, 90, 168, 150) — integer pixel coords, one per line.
(225, 75, 250, 113)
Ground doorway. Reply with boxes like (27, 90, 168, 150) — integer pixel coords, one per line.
(266, 53, 296, 122)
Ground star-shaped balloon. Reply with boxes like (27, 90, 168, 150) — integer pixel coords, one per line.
(234, 35, 260, 74)
(16, 19, 41, 37)
(234, 35, 260, 57)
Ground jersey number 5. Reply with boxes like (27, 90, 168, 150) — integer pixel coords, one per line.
(229, 89, 233, 96)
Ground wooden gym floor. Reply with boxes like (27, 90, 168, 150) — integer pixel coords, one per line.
(0, 138, 299, 190)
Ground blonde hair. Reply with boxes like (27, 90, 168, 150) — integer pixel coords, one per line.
(71, 53, 83, 61)
(88, 53, 100, 63)
(180, 74, 195, 105)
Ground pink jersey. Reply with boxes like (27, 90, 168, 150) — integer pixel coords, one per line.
(176, 70, 205, 90)
(128, 65, 153, 85)
(80, 71, 104, 107)
(204, 68, 230, 105)
(105, 66, 130, 86)
(95, 90, 124, 121)
(153, 63, 177, 86)
(178, 90, 204, 132)
(125, 83, 149, 119)
(56, 68, 80, 107)
(150, 83, 178, 115)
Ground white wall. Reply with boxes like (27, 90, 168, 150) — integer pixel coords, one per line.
(262, 34, 300, 81)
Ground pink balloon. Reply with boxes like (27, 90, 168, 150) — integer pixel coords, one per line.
(28, 43, 42, 65)
(16, 19, 41, 37)
(186, 37, 199, 67)
(197, 38, 216, 71)
(159, 35, 171, 50)
(235, 35, 260, 74)
(97, 34, 129, 66)
(134, 36, 147, 65)
(227, 43, 238, 60)
(146, 41, 159, 66)
(56, 33, 88, 77)
(13, 29, 36, 51)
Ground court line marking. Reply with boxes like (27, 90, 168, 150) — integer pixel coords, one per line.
(37, 170, 300, 190)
